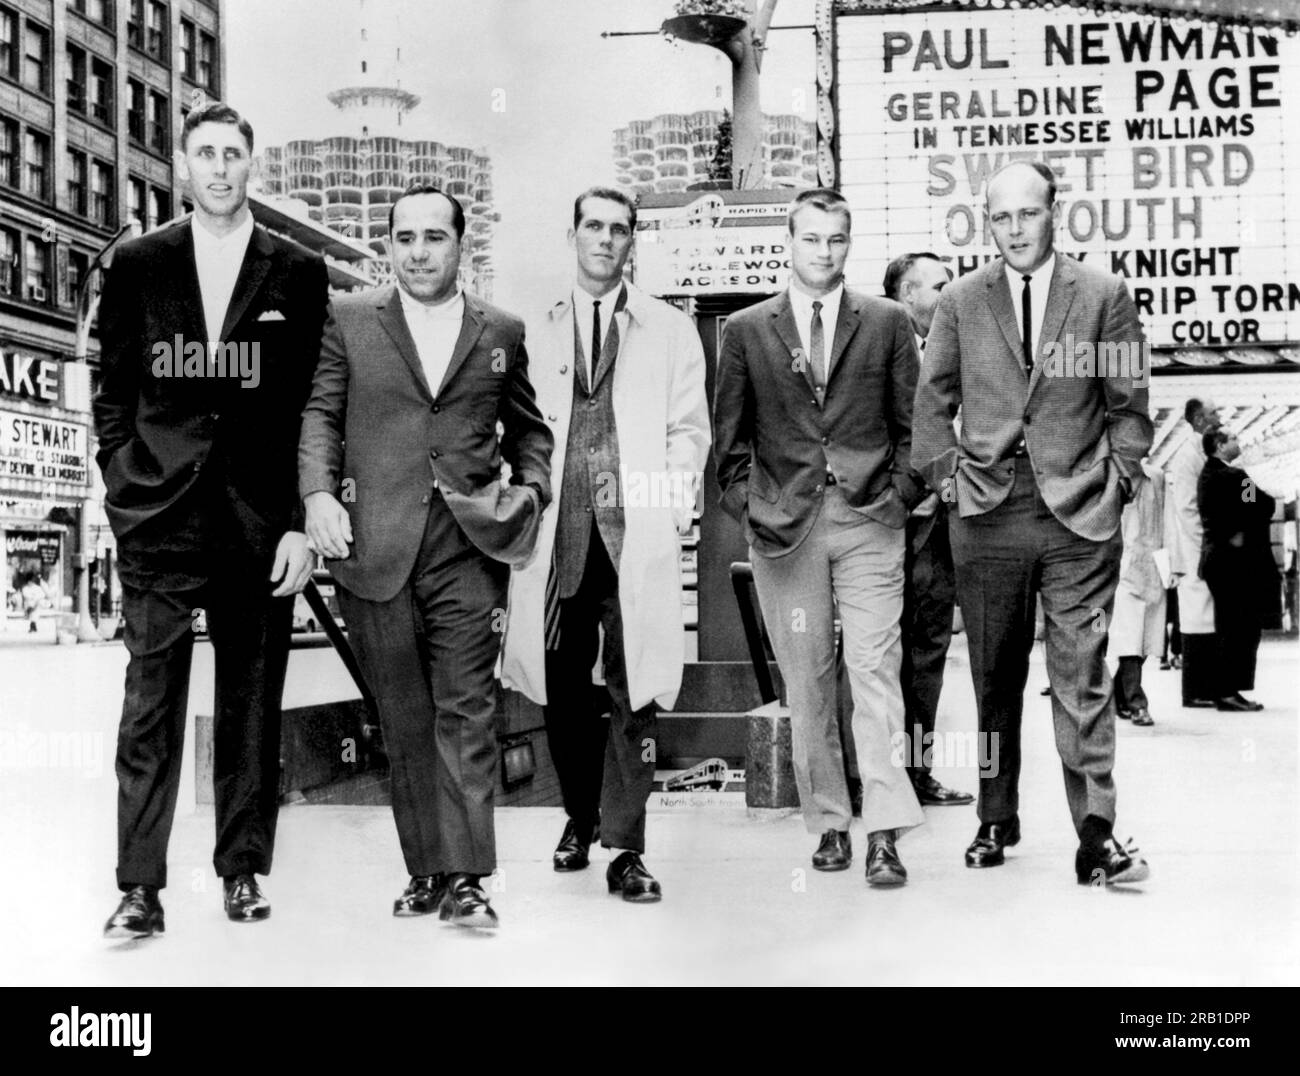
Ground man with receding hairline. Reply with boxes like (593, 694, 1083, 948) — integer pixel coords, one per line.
(913, 159, 1154, 886)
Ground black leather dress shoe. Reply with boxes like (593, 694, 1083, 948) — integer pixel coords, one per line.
(438, 873, 499, 929)
(606, 851, 662, 902)
(1215, 695, 1254, 712)
(393, 874, 444, 917)
(1117, 708, 1132, 720)
(811, 829, 851, 871)
(1183, 697, 1216, 708)
(223, 874, 271, 922)
(552, 817, 597, 872)
(865, 830, 907, 887)
(1076, 835, 1149, 886)
(911, 772, 975, 806)
(104, 885, 164, 939)
(1130, 707, 1154, 726)
(964, 818, 1021, 868)
(1234, 694, 1264, 711)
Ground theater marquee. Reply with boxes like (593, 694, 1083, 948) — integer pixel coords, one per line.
(831, 3, 1300, 347)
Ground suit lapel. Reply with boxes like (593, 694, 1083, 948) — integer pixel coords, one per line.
(985, 262, 1026, 378)
(827, 292, 861, 382)
(377, 288, 435, 402)
(772, 292, 816, 397)
(218, 225, 275, 342)
(436, 293, 486, 397)
(169, 225, 208, 344)
(1029, 257, 1076, 395)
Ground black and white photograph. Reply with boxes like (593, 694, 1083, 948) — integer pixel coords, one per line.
(1, 0, 1297, 1035)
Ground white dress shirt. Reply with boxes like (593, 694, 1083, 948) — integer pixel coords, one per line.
(571, 284, 622, 386)
(398, 286, 464, 397)
(191, 212, 254, 342)
(1004, 253, 1056, 366)
(788, 281, 844, 383)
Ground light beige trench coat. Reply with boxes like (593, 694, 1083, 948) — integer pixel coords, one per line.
(499, 282, 711, 711)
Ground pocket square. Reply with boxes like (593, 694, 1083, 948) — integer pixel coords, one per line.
(257, 309, 286, 321)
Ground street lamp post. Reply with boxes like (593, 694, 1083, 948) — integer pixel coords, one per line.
(71, 220, 140, 643)
(662, 0, 779, 190)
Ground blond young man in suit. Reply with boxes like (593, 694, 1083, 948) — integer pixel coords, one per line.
(913, 160, 1153, 885)
(300, 185, 553, 929)
(714, 188, 925, 886)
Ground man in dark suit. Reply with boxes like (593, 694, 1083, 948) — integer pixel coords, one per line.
(1198, 428, 1278, 712)
(95, 103, 328, 937)
(882, 253, 971, 807)
(299, 185, 552, 929)
(913, 160, 1153, 885)
(715, 188, 925, 886)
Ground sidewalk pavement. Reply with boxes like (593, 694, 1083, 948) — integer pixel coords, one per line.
(0, 635, 1295, 986)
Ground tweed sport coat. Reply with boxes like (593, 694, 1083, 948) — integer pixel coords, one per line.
(912, 255, 1152, 542)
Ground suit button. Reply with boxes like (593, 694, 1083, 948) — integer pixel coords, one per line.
(430, 450, 439, 459)
(589, 446, 596, 454)
(814, 483, 823, 494)
(584, 506, 591, 513)
(821, 436, 829, 445)
(548, 413, 558, 422)
(210, 412, 220, 421)
(194, 461, 202, 472)
(560, 365, 568, 375)
(432, 405, 440, 413)
(810, 399, 817, 406)
(421, 494, 430, 504)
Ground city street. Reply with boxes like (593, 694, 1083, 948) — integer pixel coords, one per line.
(1, 634, 1295, 986)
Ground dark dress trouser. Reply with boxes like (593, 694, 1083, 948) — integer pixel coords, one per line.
(901, 506, 957, 779)
(948, 458, 1121, 832)
(336, 497, 508, 878)
(115, 557, 292, 891)
(543, 521, 657, 853)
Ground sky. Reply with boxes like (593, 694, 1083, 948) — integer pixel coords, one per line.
(227, 0, 820, 313)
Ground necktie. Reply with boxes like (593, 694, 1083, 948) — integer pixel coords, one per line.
(590, 299, 602, 388)
(1021, 274, 1033, 374)
(810, 299, 826, 393)
(544, 545, 561, 650)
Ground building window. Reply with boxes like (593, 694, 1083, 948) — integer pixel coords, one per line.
(66, 43, 87, 113)
(127, 78, 144, 141)
(67, 148, 87, 214)
(198, 31, 215, 90)
(24, 236, 49, 302)
(71, 1, 113, 27)
(148, 186, 169, 230)
(0, 7, 18, 81)
(24, 129, 49, 200)
(90, 57, 114, 126)
(91, 159, 113, 226)
(0, 226, 16, 296)
(179, 18, 194, 78)
(146, 1, 166, 61)
(127, 174, 145, 230)
(23, 21, 48, 94)
(147, 90, 168, 154)
(68, 248, 90, 302)
(126, 0, 142, 49)
(0, 114, 17, 187)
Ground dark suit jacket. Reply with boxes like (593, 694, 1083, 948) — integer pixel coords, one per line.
(713, 288, 922, 557)
(1198, 456, 1281, 626)
(912, 255, 1152, 542)
(92, 219, 329, 556)
(298, 286, 554, 603)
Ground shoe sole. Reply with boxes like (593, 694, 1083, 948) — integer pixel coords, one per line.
(103, 922, 163, 939)
(225, 909, 271, 922)
(393, 905, 437, 917)
(919, 796, 975, 806)
(552, 860, 590, 872)
(610, 888, 663, 903)
(867, 874, 907, 887)
(812, 860, 852, 872)
(439, 909, 499, 929)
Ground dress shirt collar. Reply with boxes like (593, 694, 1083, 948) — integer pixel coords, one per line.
(788, 280, 844, 331)
(398, 285, 464, 324)
(1004, 252, 1056, 297)
(191, 211, 254, 257)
